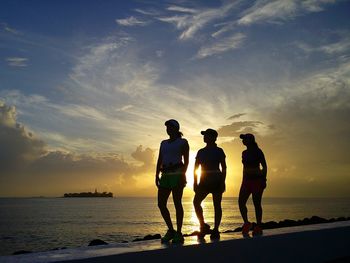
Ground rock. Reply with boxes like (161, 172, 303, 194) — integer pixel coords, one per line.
(13, 250, 32, 255)
(88, 239, 108, 246)
(132, 234, 161, 242)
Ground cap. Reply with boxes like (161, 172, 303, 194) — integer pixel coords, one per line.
(239, 133, 255, 142)
(165, 119, 180, 130)
(201, 128, 218, 138)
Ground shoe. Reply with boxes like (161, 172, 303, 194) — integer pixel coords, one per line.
(241, 222, 252, 235)
(161, 229, 175, 243)
(172, 231, 184, 244)
(252, 225, 263, 236)
(210, 229, 220, 240)
(198, 223, 211, 238)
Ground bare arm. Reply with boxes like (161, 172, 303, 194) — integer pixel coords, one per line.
(193, 159, 200, 192)
(260, 152, 267, 180)
(182, 140, 190, 173)
(155, 149, 162, 187)
(220, 156, 227, 193)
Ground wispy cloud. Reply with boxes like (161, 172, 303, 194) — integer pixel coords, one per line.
(213, 0, 340, 37)
(6, 57, 28, 67)
(0, 22, 19, 34)
(238, 0, 338, 26)
(157, 2, 238, 40)
(297, 36, 350, 55)
(196, 33, 246, 59)
(116, 16, 149, 26)
(167, 5, 198, 14)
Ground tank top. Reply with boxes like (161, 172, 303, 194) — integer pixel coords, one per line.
(160, 137, 188, 167)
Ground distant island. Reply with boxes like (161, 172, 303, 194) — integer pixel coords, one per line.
(63, 189, 113, 198)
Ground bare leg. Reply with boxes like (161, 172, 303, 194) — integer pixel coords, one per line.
(172, 186, 184, 233)
(193, 191, 208, 227)
(238, 186, 251, 223)
(212, 192, 223, 231)
(158, 187, 173, 231)
(252, 191, 263, 225)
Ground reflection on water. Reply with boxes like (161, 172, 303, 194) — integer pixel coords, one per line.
(0, 197, 350, 255)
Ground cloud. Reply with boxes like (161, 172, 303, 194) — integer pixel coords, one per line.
(157, 2, 238, 40)
(131, 145, 155, 170)
(218, 120, 263, 138)
(0, 102, 46, 172)
(297, 36, 350, 55)
(196, 33, 246, 59)
(0, 22, 19, 34)
(116, 16, 149, 26)
(0, 101, 157, 197)
(6, 57, 28, 67)
(213, 0, 340, 37)
(228, 113, 246, 120)
(238, 0, 338, 26)
(167, 5, 198, 14)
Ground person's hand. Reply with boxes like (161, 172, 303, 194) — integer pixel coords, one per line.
(155, 176, 160, 188)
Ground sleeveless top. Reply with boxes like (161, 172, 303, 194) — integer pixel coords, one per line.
(159, 137, 188, 169)
(242, 147, 265, 179)
(196, 146, 225, 177)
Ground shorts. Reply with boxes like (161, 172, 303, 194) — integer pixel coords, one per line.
(159, 171, 186, 189)
(240, 179, 265, 194)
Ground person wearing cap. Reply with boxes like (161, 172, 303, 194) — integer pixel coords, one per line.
(238, 133, 267, 236)
(155, 119, 189, 244)
(193, 128, 227, 240)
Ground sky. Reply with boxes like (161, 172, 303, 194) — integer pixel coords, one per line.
(1, 0, 350, 198)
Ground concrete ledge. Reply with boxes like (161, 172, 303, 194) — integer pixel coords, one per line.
(2, 221, 350, 263)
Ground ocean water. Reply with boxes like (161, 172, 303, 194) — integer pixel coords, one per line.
(1, 197, 350, 256)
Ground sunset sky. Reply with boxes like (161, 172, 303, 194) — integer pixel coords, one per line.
(1, 0, 350, 197)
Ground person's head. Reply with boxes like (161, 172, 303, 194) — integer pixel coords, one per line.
(201, 128, 218, 144)
(239, 133, 256, 147)
(164, 119, 182, 138)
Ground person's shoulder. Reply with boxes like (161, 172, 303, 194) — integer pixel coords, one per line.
(160, 139, 169, 145)
(217, 146, 225, 152)
(218, 147, 226, 156)
(179, 137, 189, 145)
(257, 147, 265, 156)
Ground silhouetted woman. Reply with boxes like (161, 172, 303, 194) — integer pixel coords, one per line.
(193, 128, 226, 240)
(155, 119, 189, 243)
(238, 133, 267, 236)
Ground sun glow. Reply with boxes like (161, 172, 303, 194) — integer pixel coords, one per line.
(185, 151, 201, 190)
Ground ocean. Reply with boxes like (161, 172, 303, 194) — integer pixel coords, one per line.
(1, 197, 350, 256)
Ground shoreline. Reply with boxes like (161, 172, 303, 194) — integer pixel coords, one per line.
(1, 220, 350, 263)
(3, 215, 350, 256)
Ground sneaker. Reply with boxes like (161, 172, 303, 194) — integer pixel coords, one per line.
(172, 231, 184, 244)
(161, 229, 175, 243)
(198, 223, 211, 238)
(252, 225, 263, 236)
(241, 222, 252, 236)
(210, 229, 220, 240)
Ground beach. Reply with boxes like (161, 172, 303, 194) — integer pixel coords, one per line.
(1, 220, 349, 263)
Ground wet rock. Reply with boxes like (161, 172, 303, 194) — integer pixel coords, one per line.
(132, 234, 161, 242)
(262, 221, 279, 229)
(13, 250, 32, 255)
(88, 239, 108, 246)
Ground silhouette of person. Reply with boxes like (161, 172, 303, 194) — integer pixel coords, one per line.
(155, 119, 189, 244)
(193, 128, 227, 240)
(238, 133, 267, 236)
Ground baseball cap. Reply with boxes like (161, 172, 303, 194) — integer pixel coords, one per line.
(239, 133, 255, 141)
(201, 128, 218, 138)
(165, 119, 180, 130)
